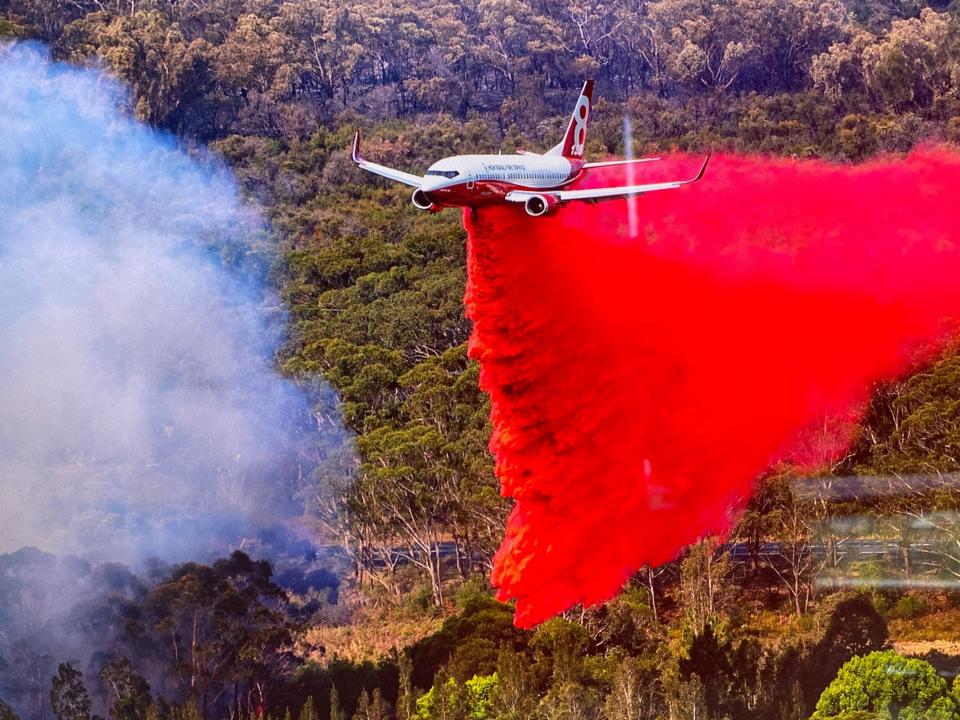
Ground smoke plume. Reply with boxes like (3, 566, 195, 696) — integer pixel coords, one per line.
(465, 148, 960, 627)
(0, 43, 343, 563)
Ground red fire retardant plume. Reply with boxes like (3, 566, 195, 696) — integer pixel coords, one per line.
(464, 148, 960, 628)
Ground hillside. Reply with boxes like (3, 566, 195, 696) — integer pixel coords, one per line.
(5, 1, 960, 719)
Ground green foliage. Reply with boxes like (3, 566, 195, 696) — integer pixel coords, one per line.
(3, 0, 957, 147)
(408, 595, 524, 688)
(888, 594, 929, 620)
(489, 649, 537, 720)
(666, 674, 708, 720)
(414, 675, 496, 720)
(100, 659, 152, 720)
(415, 676, 467, 720)
(462, 676, 496, 720)
(836, 114, 879, 158)
(530, 619, 591, 686)
(50, 664, 90, 720)
(291, 659, 399, 720)
(138, 551, 294, 714)
(812, 651, 960, 720)
(845, 351, 960, 475)
(583, 585, 659, 655)
(536, 681, 600, 720)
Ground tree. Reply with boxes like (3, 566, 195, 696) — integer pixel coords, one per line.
(331, 686, 344, 720)
(679, 625, 731, 716)
(764, 476, 815, 617)
(463, 676, 496, 720)
(812, 651, 960, 720)
(415, 674, 469, 720)
(861, 9, 960, 112)
(63, 10, 212, 128)
(665, 673, 707, 720)
(274, 1, 366, 106)
(490, 649, 537, 720)
(835, 113, 878, 159)
(646, 0, 758, 92)
(352, 688, 389, 720)
(396, 655, 416, 720)
(604, 655, 661, 720)
(100, 659, 152, 720)
(805, 596, 889, 710)
(215, 14, 303, 101)
(736, 0, 851, 91)
(811, 32, 876, 101)
(842, 351, 960, 476)
(679, 538, 730, 635)
(529, 619, 590, 687)
(50, 664, 91, 720)
(0, 18, 24, 37)
(537, 681, 600, 720)
(133, 552, 294, 717)
(299, 696, 319, 720)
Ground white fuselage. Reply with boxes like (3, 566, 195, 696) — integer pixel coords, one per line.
(420, 154, 581, 194)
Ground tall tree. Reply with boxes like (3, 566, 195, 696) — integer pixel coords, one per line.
(49, 665, 90, 720)
(99, 660, 152, 720)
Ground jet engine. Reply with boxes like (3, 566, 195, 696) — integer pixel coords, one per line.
(524, 194, 560, 217)
(411, 189, 434, 211)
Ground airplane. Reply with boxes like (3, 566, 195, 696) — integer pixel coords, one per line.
(351, 79, 709, 217)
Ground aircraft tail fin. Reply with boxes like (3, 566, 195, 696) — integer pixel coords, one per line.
(547, 79, 594, 159)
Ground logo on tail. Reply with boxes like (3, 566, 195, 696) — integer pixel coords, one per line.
(548, 79, 593, 159)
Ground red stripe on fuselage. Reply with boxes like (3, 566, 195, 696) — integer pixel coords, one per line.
(425, 165, 584, 208)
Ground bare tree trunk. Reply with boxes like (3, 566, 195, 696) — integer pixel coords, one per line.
(647, 566, 659, 623)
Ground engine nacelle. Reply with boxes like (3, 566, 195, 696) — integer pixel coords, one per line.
(523, 194, 560, 217)
(411, 188, 434, 211)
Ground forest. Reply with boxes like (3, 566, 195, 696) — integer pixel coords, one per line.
(6, 0, 960, 719)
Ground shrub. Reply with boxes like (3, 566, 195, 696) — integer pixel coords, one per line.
(812, 650, 960, 720)
(889, 594, 929, 620)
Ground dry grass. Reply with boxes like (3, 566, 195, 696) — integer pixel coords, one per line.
(889, 607, 960, 644)
(894, 639, 960, 656)
(300, 606, 446, 666)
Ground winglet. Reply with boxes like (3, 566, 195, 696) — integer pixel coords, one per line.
(691, 154, 710, 183)
(352, 129, 362, 164)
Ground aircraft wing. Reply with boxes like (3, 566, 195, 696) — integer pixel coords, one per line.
(352, 130, 423, 187)
(506, 155, 709, 204)
(582, 157, 661, 168)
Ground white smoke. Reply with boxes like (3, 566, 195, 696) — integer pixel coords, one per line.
(0, 43, 344, 562)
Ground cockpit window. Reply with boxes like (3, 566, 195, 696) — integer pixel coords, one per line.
(425, 170, 459, 178)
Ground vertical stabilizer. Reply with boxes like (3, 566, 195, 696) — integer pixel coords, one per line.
(547, 79, 594, 159)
